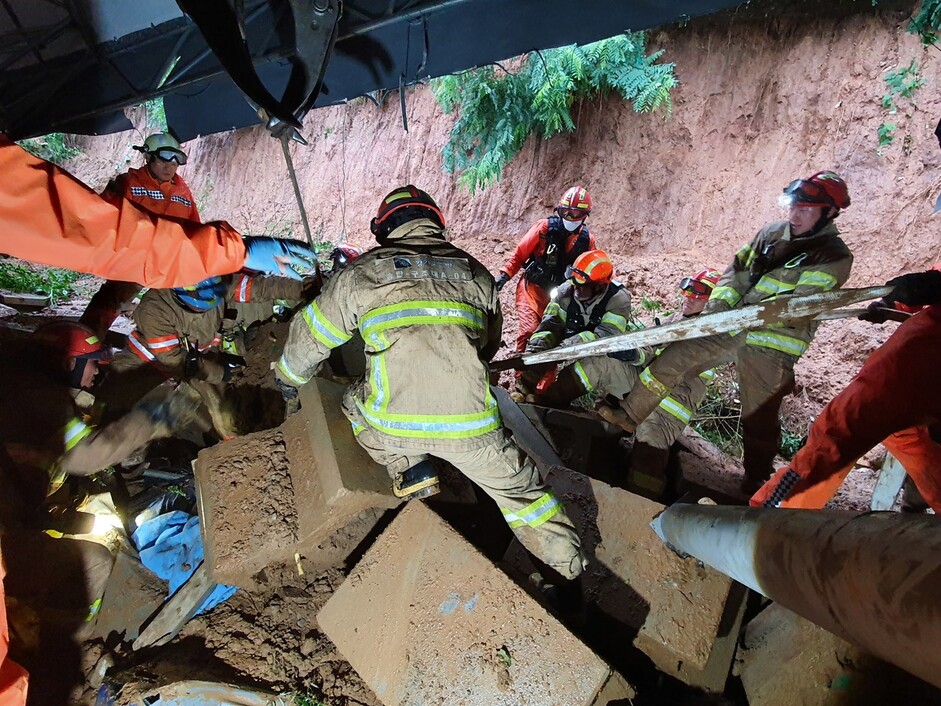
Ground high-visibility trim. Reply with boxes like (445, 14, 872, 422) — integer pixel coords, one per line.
(658, 395, 693, 424)
(354, 398, 502, 439)
(796, 270, 838, 291)
(86, 598, 102, 622)
(196, 335, 221, 352)
(745, 331, 809, 357)
(277, 357, 309, 386)
(364, 329, 392, 413)
(349, 419, 366, 436)
(544, 300, 566, 323)
(301, 301, 352, 349)
(710, 286, 741, 307)
(221, 336, 240, 355)
(234, 274, 253, 302)
(529, 330, 554, 344)
(144, 333, 181, 351)
(128, 331, 157, 361)
(699, 368, 717, 382)
(63, 417, 92, 452)
(360, 300, 485, 337)
(634, 348, 648, 367)
(737, 243, 756, 268)
(600, 311, 628, 333)
(754, 275, 795, 297)
(574, 330, 598, 345)
(500, 492, 561, 529)
(572, 361, 593, 392)
(639, 366, 670, 397)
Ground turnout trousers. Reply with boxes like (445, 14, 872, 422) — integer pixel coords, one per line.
(341, 386, 585, 579)
(621, 332, 796, 484)
(752, 307, 941, 511)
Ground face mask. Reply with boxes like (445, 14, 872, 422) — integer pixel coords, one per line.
(561, 218, 582, 232)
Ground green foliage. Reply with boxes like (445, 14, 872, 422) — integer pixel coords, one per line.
(16, 133, 81, 165)
(639, 294, 665, 313)
(143, 97, 168, 131)
(0, 262, 81, 305)
(877, 122, 896, 150)
(434, 32, 677, 193)
(292, 691, 327, 706)
(876, 59, 924, 153)
(909, 0, 941, 45)
(691, 365, 806, 461)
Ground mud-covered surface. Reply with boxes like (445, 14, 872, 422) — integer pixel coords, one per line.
(105, 563, 380, 706)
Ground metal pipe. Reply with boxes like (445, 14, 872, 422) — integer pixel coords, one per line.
(651, 505, 941, 688)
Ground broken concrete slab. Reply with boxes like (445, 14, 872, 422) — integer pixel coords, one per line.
(504, 468, 742, 691)
(195, 378, 399, 588)
(318, 501, 635, 706)
(734, 603, 941, 705)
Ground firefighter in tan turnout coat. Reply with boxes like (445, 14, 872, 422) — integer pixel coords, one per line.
(619, 171, 854, 492)
(275, 185, 585, 581)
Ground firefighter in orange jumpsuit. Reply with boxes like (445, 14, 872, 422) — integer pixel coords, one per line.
(752, 268, 941, 511)
(495, 186, 597, 354)
(81, 133, 203, 338)
(0, 134, 316, 288)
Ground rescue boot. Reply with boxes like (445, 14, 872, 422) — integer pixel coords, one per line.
(528, 571, 584, 620)
(392, 459, 441, 500)
(535, 366, 588, 409)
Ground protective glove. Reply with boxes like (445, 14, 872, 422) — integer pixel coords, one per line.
(276, 378, 301, 417)
(139, 385, 202, 436)
(495, 272, 511, 291)
(858, 299, 894, 324)
(244, 237, 318, 280)
(607, 348, 639, 363)
(883, 270, 941, 308)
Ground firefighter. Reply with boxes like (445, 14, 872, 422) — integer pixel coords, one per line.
(0, 134, 319, 287)
(327, 243, 364, 275)
(107, 272, 310, 439)
(0, 322, 195, 706)
(275, 185, 585, 583)
(81, 133, 203, 339)
(752, 268, 941, 511)
(626, 269, 721, 499)
(617, 171, 854, 493)
(518, 249, 639, 404)
(495, 186, 597, 354)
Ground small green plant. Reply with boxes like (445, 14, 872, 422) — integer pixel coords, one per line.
(0, 262, 81, 305)
(292, 691, 327, 706)
(17, 133, 81, 165)
(778, 426, 807, 460)
(877, 122, 897, 151)
(876, 59, 924, 153)
(434, 32, 677, 193)
(639, 294, 665, 313)
(692, 365, 743, 458)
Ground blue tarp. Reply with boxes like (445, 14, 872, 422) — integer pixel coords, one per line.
(132, 510, 236, 614)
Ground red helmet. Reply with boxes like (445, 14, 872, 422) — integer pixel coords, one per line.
(679, 268, 722, 300)
(568, 249, 613, 286)
(330, 243, 364, 270)
(34, 321, 104, 359)
(370, 185, 445, 240)
(782, 171, 850, 210)
(557, 186, 592, 220)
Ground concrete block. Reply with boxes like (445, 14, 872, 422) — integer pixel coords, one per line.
(734, 603, 940, 705)
(195, 378, 399, 588)
(504, 468, 741, 690)
(318, 502, 634, 706)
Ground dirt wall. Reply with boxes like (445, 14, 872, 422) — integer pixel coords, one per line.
(65, 0, 939, 424)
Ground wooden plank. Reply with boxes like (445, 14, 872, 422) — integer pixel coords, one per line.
(492, 386, 563, 472)
(0, 291, 50, 310)
(132, 562, 216, 650)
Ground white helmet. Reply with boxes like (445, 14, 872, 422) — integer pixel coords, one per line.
(138, 133, 187, 165)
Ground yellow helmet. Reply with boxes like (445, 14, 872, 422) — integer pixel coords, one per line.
(138, 133, 187, 165)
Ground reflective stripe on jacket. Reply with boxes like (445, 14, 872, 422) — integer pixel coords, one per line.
(277, 221, 505, 449)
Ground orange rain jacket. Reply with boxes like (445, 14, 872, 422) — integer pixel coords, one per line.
(104, 165, 201, 222)
(0, 135, 246, 287)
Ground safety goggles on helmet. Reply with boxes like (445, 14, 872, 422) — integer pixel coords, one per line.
(557, 207, 587, 222)
(151, 148, 187, 165)
(171, 276, 226, 311)
(565, 265, 591, 285)
(782, 178, 835, 208)
(679, 277, 714, 298)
